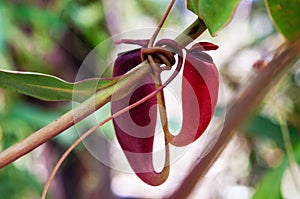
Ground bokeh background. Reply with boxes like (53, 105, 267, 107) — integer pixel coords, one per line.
(0, 0, 300, 198)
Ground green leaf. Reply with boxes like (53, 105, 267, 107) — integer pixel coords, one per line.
(252, 144, 300, 199)
(265, 0, 300, 41)
(252, 158, 287, 199)
(187, 0, 241, 36)
(0, 69, 119, 102)
(243, 114, 300, 148)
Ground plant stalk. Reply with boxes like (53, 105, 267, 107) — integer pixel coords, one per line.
(0, 63, 152, 168)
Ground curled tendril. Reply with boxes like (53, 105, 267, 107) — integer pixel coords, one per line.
(141, 46, 175, 69)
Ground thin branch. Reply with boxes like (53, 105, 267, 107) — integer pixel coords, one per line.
(0, 63, 152, 168)
(0, 18, 207, 169)
(146, 0, 175, 74)
(166, 38, 300, 199)
(148, 0, 176, 47)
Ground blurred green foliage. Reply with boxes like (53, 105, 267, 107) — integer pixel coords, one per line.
(0, 0, 110, 198)
(0, 165, 41, 199)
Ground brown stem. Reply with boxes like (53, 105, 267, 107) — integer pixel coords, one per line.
(147, 0, 176, 48)
(0, 18, 207, 169)
(0, 95, 108, 168)
(0, 63, 152, 168)
(166, 38, 300, 199)
(147, 0, 176, 74)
